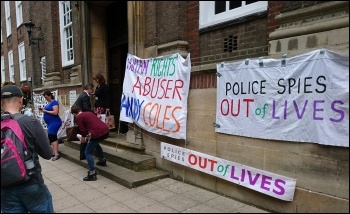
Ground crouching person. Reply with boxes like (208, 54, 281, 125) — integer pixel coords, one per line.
(70, 105, 109, 181)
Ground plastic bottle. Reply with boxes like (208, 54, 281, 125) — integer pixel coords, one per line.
(25, 159, 36, 175)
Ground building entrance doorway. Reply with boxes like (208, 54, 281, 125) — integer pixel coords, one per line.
(106, 1, 128, 133)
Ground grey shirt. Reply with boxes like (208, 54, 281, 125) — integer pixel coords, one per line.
(14, 113, 53, 184)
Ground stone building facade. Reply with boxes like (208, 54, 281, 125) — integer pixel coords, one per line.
(1, 1, 348, 212)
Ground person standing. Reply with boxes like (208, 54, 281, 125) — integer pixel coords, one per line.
(74, 83, 95, 113)
(71, 105, 109, 181)
(93, 73, 110, 115)
(73, 83, 95, 160)
(1, 85, 54, 213)
(40, 90, 62, 161)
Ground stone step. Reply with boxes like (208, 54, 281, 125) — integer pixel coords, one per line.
(104, 132, 146, 154)
(58, 144, 169, 188)
(64, 139, 154, 172)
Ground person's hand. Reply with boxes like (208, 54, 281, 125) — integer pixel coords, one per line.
(81, 137, 87, 143)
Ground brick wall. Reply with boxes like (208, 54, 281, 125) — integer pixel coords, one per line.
(267, 1, 282, 38)
(145, 1, 157, 46)
(282, 1, 330, 12)
(29, 1, 56, 86)
(156, 1, 187, 44)
(186, 1, 200, 66)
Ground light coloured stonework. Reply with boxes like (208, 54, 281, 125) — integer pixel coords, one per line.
(269, 1, 349, 58)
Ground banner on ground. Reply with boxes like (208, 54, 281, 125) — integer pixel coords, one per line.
(120, 53, 191, 139)
(161, 142, 296, 201)
(216, 49, 349, 147)
(33, 89, 58, 129)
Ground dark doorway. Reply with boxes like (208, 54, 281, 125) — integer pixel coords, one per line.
(106, 1, 128, 133)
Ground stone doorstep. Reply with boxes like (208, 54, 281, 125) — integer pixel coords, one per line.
(104, 132, 146, 154)
(58, 144, 169, 189)
(64, 139, 155, 172)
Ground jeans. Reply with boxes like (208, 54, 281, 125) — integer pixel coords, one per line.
(1, 182, 54, 213)
(85, 138, 105, 171)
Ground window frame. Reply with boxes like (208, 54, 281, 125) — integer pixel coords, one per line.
(40, 56, 46, 85)
(15, 1, 23, 27)
(8, 50, 14, 82)
(5, 1, 12, 37)
(1, 56, 5, 83)
(18, 42, 26, 81)
(59, 1, 74, 67)
(199, 1, 268, 29)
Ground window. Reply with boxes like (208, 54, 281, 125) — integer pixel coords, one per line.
(8, 50, 14, 82)
(199, 1, 267, 29)
(18, 42, 26, 81)
(1, 56, 5, 83)
(59, 1, 74, 67)
(40, 56, 46, 85)
(5, 1, 12, 37)
(15, 1, 23, 27)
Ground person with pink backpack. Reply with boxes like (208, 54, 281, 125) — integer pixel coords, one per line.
(1, 85, 54, 213)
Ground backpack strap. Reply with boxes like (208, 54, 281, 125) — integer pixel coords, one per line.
(1, 112, 26, 149)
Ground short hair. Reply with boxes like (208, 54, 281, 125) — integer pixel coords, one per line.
(71, 105, 81, 114)
(93, 73, 106, 84)
(84, 83, 94, 90)
(43, 90, 54, 99)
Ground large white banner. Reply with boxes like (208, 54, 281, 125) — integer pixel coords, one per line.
(120, 53, 191, 139)
(216, 49, 349, 147)
(161, 142, 296, 201)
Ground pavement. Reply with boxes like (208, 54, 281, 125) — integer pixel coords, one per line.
(41, 157, 271, 213)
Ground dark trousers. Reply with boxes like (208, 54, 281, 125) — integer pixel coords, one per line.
(80, 143, 87, 159)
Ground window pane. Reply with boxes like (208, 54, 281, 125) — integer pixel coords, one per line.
(229, 1, 242, 10)
(215, 1, 226, 14)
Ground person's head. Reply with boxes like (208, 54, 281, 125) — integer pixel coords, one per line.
(43, 90, 54, 101)
(84, 83, 94, 95)
(71, 105, 82, 115)
(93, 73, 106, 85)
(1, 85, 24, 112)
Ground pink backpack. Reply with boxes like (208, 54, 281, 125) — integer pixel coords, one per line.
(1, 113, 32, 187)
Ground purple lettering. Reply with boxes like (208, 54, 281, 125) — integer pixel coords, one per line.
(260, 175, 272, 191)
(247, 171, 260, 185)
(313, 100, 324, 120)
(330, 100, 345, 122)
(273, 179, 286, 195)
(230, 165, 240, 180)
(293, 100, 308, 119)
(272, 100, 279, 119)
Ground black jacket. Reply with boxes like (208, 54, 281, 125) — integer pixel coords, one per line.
(74, 91, 94, 113)
(94, 83, 110, 109)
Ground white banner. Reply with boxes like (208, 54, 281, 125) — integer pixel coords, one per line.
(120, 53, 191, 139)
(216, 49, 349, 147)
(33, 90, 58, 129)
(161, 142, 296, 201)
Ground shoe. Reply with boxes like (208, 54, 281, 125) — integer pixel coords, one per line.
(83, 171, 97, 181)
(96, 159, 107, 166)
(79, 156, 86, 160)
(52, 155, 60, 161)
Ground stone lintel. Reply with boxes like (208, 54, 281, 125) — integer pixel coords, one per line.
(157, 40, 189, 58)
